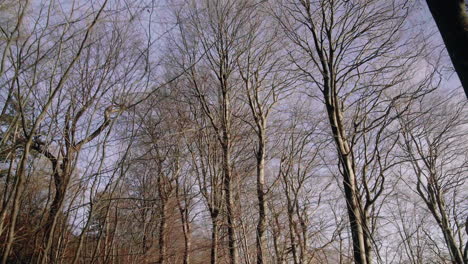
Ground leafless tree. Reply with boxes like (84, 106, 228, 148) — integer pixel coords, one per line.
(1, 1, 110, 262)
(274, 0, 436, 262)
(398, 91, 467, 263)
(171, 1, 261, 262)
(0, 0, 464, 263)
(234, 4, 293, 262)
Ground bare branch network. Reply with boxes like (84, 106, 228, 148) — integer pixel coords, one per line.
(0, 0, 466, 264)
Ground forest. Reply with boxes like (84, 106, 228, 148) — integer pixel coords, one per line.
(0, 0, 467, 263)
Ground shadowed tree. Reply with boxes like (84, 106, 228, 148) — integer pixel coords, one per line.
(425, 0, 468, 97)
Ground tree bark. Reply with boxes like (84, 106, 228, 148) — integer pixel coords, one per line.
(157, 201, 167, 264)
(223, 141, 238, 264)
(177, 188, 192, 264)
(221, 69, 238, 264)
(425, 0, 468, 97)
(324, 92, 371, 264)
(256, 128, 266, 264)
(182, 219, 191, 264)
(40, 155, 73, 264)
(210, 212, 219, 264)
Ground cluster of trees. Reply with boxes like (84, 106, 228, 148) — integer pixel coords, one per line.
(0, 0, 466, 263)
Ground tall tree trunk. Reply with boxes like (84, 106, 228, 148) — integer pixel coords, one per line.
(41, 179, 69, 264)
(285, 189, 299, 264)
(158, 200, 167, 264)
(256, 128, 266, 264)
(425, 0, 468, 97)
(39, 151, 73, 264)
(324, 92, 370, 264)
(178, 198, 191, 264)
(272, 217, 284, 264)
(210, 212, 219, 264)
(287, 209, 299, 264)
(71, 205, 94, 264)
(221, 77, 238, 264)
(182, 219, 191, 264)
(223, 142, 238, 264)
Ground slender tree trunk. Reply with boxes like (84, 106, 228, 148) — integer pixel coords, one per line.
(182, 220, 191, 264)
(297, 208, 307, 263)
(256, 128, 266, 264)
(0, 142, 17, 238)
(90, 206, 111, 264)
(363, 209, 372, 263)
(223, 143, 238, 264)
(158, 201, 167, 264)
(286, 199, 299, 264)
(179, 203, 191, 264)
(271, 211, 284, 264)
(221, 81, 238, 264)
(71, 206, 94, 264)
(287, 215, 299, 264)
(210, 213, 219, 264)
(103, 207, 119, 264)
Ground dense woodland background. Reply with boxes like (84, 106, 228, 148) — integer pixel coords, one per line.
(0, 0, 467, 263)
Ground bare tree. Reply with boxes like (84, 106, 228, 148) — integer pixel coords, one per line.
(172, 1, 260, 262)
(235, 5, 293, 262)
(0, 2, 110, 262)
(398, 91, 467, 263)
(274, 0, 435, 262)
(186, 107, 224, 264)
(1, 0, 465, 263)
